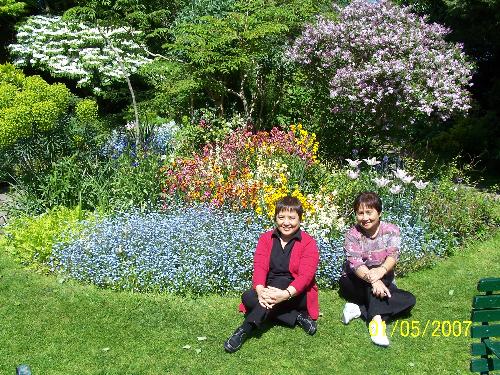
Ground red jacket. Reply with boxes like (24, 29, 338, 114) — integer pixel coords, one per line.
(239, 230, 320, 320)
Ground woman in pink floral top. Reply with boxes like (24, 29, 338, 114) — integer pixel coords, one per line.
(339, 191, 415, 347)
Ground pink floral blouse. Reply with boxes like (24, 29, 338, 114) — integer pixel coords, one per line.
(344, 221, 401, 272)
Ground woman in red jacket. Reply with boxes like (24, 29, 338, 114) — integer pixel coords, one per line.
(224, 196, 320, 353)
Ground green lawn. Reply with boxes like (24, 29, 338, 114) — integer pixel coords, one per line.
(1, 232, 499, 375)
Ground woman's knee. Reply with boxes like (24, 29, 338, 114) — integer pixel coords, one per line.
(242, 289, 259, 308)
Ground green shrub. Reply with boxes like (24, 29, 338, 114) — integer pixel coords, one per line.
(7, 150, 163, 215)
(0, 67, 72, 149)
(0, 65, 109, 185)
(75, 99, 99, 125)
(0, 105, 32, 147)
(173, 110, 242, 157)
(414, 182, 499, 242)
(32, 101, 59, 132)
(0, 82, 18, 108)
(0, 63, 24, 86)
(0, 205, 94, 269)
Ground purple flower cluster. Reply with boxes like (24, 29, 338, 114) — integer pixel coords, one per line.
(288, 0, 473, 123)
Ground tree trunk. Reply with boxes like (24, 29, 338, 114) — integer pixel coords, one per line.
(227, 73, 252, 122)
(98, 25, 141, 147)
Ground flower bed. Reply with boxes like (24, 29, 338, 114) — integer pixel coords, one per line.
(51, 206, 266, 294)
(3, 124, 495, 296)
(49, 200, 453, 294)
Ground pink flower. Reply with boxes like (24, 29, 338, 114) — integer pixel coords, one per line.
(401, 175, 414, 184)
(289, 0, 472, 126)
(373, 177, 390, 187)
(393, 168, 408, 180)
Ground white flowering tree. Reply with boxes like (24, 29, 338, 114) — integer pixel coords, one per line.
(10, 15, 151, 92)
(288, 0, 474, 134)
(9, 15, 152, 143)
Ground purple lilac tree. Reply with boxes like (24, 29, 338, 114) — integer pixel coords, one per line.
(288, 0, 473, 133)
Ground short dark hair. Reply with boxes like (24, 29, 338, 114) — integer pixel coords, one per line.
(274, 196, 303, 220)
(353, 191, 382, 213)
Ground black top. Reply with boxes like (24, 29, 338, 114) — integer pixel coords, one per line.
(266, 229, 302, 289)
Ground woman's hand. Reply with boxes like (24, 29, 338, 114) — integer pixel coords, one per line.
(366, 267, 386, 283)
(266, 286, 290, 304)
(256, 286, 276, 309)
(371, 280, 392, 299)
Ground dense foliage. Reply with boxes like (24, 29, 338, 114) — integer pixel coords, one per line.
(0, 205, 92, 268)
(0, 63, 72, 149)
(395, 0, 500, 173)
(142, 0, 329, 125)
(0, 63, 108, 187)
(0, 0, 26, 17)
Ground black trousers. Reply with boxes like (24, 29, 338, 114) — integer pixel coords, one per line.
(241, 286, 308, 328)
(241, 277, 307, 328)
(339, 271, 416, 322)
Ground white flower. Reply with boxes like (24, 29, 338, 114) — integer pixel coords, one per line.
(363, 157, 380, 166)
(345, 158, 362, 168)
(373, 177, 391, 187)
(347, 170, 360, 179)
(393, 168, 407, 179)
(389, 184, 402, 194)
(413, 180, 429, 189)
(401, 175, 414, 184)
(125, 121, 136, 131)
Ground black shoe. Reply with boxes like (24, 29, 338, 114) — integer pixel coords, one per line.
(296, 313, 317, 335)
(224, 327, 247, 353)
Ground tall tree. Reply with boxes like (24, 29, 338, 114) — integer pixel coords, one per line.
(147, 0, 329, 125)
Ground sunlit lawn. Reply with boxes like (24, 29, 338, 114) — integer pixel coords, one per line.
(1, 232, 499, 374)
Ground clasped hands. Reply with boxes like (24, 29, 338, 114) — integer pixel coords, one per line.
(256, 286, 289, 309)
(364, 267, 392, 299)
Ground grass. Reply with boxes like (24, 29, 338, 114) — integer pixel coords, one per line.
(0, 232, 499, 375)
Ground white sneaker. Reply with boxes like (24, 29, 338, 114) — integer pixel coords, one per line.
(341, 302, 361, 324)
(369, 319, 390, 347)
